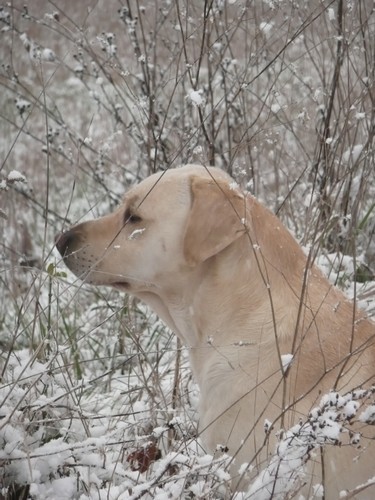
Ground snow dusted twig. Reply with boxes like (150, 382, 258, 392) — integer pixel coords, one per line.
(247, 388, 375, 499)
(127, 452, 232, 500)
(339, 476, 375, 499)
(0, 170, 27, 219)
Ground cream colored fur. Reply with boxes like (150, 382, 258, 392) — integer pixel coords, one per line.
(56, 165, 375, 498)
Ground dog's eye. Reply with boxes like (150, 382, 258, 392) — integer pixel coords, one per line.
(125, 210, 142, 224)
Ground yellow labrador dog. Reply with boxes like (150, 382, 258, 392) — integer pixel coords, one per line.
(56, 165, 375, 497)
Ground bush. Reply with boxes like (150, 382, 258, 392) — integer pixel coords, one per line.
(1, 1, 374, 498)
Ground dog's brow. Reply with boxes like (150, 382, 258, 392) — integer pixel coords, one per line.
(122, 195, 142, 223)
(122, 193, 139, 206)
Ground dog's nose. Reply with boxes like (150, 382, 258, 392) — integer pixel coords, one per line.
(55, 231, 72, 257)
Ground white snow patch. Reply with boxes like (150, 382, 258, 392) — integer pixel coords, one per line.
(7, 170, 26, 183)
(359, 405, 375, 424)
(328, 8, 335, 21)
(342, 144, 363, 164)
(41, 48, 56, 61)
(15, 98, 31, 114)
(186, 88, 204, 107)
(152, 426, 168, 438)
(281, 354, 293, 372)
(259, 21, 274, 36)
(313, 483, 324, 497)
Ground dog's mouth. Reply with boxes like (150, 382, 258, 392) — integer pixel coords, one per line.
(111, 281, 130, 291)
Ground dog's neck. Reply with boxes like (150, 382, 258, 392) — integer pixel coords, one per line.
(137, 235, 300, 387)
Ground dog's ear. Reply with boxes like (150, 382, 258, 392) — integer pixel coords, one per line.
(184, 176, 247, 265)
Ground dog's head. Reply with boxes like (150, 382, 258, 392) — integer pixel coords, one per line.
(55, 165, 247, 294)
